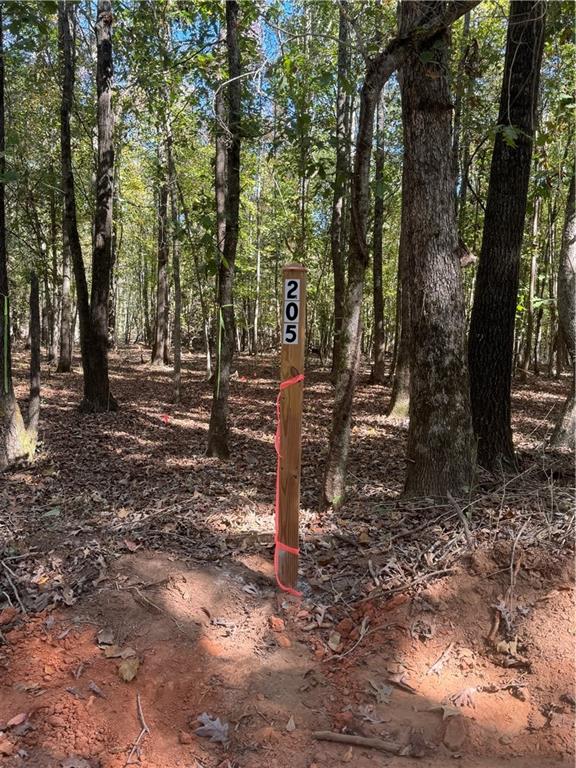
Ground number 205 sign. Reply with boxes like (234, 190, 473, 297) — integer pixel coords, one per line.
(283, 278, 301, 345)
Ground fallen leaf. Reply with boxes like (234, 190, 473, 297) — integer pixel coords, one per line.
(97, 628, 114, 646)
(195, 712, 229, 743)
(427, 704, 461, 720)
(121, 647, 136, 659)
(118, 657, 140, 682)
(61, 757, 92, 768)
(6, 713, 27, 728)
(123, 539, 139, 552)
(328, 631, 341, 652)
(285, 715, 296, 732)
(343, 746, 354, 761)
(0, 735, 14, 756)
(496, 638, 518, 655)
(449, 687, 476, 709)
(0, 607, 19, 626)
(41, 507, 61, 518)
(103, 645, 123, 658)
(368, 679, 393, 704)
(61, 586, 76, 606)
(87, 681, 106, 698)
(387, 671, 418, 694)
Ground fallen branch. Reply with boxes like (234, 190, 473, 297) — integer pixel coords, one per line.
(312, 731, 401, 754)
(125, 693, 150, 766)
(1, 561, 27, 615)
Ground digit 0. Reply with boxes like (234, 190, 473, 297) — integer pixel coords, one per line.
(285, 302, 298, 322)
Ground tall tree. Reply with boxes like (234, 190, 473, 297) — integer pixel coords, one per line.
(321, 0, 480, 509)
(370, 92, 386, 384)
(0, 6, 40, 469)
(468, 1, 546, 469)
(401, 0, 475, 496)
(206, 0, 241, 459)
(150, 138, 170, 366)
(58, 0, 117, 411)
(330, 0, 350, 380)
(551, 171, 575, 449)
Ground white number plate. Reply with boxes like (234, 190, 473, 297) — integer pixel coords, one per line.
(283, 278, 300, 345)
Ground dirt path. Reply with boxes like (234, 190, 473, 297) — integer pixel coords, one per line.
(0, 350, 574, 767)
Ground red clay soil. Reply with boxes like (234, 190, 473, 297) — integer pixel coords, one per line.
(0, 349, 574, 767)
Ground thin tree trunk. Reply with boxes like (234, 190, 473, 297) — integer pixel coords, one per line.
(176, 177, 211, 377)
(371, 92, 386, 385)
(401, 0, 475, 497)
(206, 0, 241, 459)
(468, 0, 545, 470)
(519, 197, 540, 376)
(57, 230, 72, 372)
(551, 172, 575, 449)
(49, 179, 60, 362)
(151, 141, 169, 366)
(387, 186, 410, 418)
(330, 0, 350, 380)
(167, 140, 181, 402)
(453, 11, 470, 218)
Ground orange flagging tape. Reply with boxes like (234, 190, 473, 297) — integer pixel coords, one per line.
(274, 373, 304, 597)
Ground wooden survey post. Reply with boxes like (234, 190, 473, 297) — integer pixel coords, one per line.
(277, 263, 306, 593)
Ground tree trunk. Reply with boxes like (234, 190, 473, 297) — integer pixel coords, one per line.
(57, 229, 72, 372)
(49, 179, 60, 362)
(85, 0, 116, 411)
(206, 0, 241, 459)
(151, 141, 169, 366)
(59, 0, 116, 410)
(551, 172, 575, 449)
(321, 0, 479, 508)
(386, 178, 410, 418)
(330, 0, 350, 380)
(401, 1, 475, 497)
(167, 140, 181, 402)
(176, 177, 211, 377)
(519, 197, 540, 376)
(0, 8, 40, 469)
(371, 92, 386, 385)
(468, 0, 545, 470)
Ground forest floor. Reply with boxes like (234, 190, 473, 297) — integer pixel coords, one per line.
(0, 347, 574, 768)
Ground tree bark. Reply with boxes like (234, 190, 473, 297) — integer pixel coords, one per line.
(330, 0, 350, 380)
(151, 140, 169, 366)
(85, 0, 116, 411)
(371, 93, 386, 385)
(0, 8, 40, 469)
(59, 0, 116, 410)
(206, 0, 241, 459)
(551, 172, 575, 449)
(468, 0, 545, 470)
(519, 197, 540, 376)
(401, 0, 475, 497)
(57, 227, 72, 372)
(321, 0, 479, 509)
(387, 171, 410, 418)
(167, 139, 181, 402)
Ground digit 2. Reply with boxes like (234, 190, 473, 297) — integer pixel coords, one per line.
(286, 279, 299, 299)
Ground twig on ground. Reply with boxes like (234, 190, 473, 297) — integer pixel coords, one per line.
(312, 730, 401, 754)
(447, 493, 474, 549)
(1, 562, 27, 615)
(125, 692, 150, 766)
(426, 641, 454, 675)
